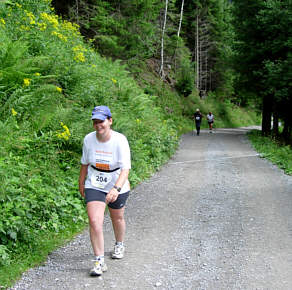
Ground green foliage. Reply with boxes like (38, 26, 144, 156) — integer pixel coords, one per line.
(0, 223, 85, 287)
(66, 0, 162, 59)
(0, 122, 87, 257)
(0, 0, 181, 272)
(232, 0, 292, 139)
(248, 130, 292, 175)
(175, 46, 195, 97)
(175, 71, 194, 97)
(182, 0, 235, 93)
(0, 245, 10, 266)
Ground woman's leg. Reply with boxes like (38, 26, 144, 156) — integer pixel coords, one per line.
(87, 201, 106, 256)
(108, 207, 126, 242)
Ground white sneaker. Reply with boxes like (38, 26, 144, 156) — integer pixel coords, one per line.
(111, 244, 125, 259)
(89, 260, 107, 276)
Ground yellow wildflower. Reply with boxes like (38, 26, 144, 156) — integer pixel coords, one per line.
(111, 78, 117, 84)
(56, 86, 62, 93)
(11, 108, 17, 116)
(72, 46, 87, 62)
(37, 22, 47, 31)
(23, 78, 31, 86)
(0, 18, 5, 25)
(51, 31, 67, 42)
(40, 13, 59, 29)
(34, 72, 41, 76)
(24, 10, 35, 25)
(72, 45, 87, 52)
(73, 52, 85, 62)
(20, 25, 30, 31)
(57, 122, 71, 141)
(62, 20, 80, 35)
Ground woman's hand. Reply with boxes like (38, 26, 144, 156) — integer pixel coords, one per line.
(106, 188, 119, 204)
(79, 184, 85, 198)
(79, 164, 88, 198)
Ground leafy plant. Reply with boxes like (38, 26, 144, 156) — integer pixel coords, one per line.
(174, 45, 195, 97)
(0, 1, 181, 269)
(248, 130, 292, 175)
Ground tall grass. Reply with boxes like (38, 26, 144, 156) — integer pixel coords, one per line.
(248, 130, 292, 175)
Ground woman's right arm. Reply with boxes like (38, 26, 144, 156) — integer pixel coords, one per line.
(79, 164, 89, 197)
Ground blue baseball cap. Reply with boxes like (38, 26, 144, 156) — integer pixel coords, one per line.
(91, 105, 112, 120)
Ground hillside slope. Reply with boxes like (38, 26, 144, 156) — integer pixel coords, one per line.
(0, 0, 180, 269)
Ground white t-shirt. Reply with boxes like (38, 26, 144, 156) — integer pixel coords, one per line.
(207, 114, 214, 122)
(81, 130, 131, 193)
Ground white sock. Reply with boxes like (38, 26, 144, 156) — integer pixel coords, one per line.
(95, 255, 104, 263)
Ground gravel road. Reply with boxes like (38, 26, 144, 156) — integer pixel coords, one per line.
(11, 127, 292, 290)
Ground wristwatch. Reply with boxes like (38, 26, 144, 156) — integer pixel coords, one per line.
(113, 185, 121, 192)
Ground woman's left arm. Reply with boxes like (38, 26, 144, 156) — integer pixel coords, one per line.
(114, 169, 130, 190)
(106, 169, 130, 204)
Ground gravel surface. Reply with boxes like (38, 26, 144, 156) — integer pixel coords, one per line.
(11, 127, 292, 290)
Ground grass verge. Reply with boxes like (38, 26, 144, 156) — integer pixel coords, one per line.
(248, 130, 292, 175)
(0, 222, 86, 289)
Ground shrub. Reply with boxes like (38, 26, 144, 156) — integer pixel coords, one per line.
(0, 0, 180, 264)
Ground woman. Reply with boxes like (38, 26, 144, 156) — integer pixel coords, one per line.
(79, 105, 131, 276)
(206, 111, 214, 132)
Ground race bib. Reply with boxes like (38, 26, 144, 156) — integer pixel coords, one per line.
(196, 116, 200, 120)
(91, 171, 112, 189)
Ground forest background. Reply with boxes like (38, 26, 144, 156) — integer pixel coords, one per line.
(0, 0, 291, 287)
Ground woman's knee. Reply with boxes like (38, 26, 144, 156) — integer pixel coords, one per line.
(109, 208, 125, 223)
(87, 201, 105, 229)
(88, 215, 104, 233)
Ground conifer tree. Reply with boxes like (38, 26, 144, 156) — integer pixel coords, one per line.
(233, 0, 291, 140)
(182, 0, 233, 95)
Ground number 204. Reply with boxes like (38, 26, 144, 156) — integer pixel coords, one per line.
(96, 176, 107, 183)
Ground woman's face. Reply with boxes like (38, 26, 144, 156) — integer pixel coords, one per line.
(93, 118, 112, 136)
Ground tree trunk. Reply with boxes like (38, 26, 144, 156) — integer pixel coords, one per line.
(272, 111, 279, 136)
(174, 0, 184, 72)
(262, 95, 273, 136)
(196, 13, 199, 90)
(177, 0, 184, 38)
(75, 0, 79, 25)
(282, 116, 292, 144)
(159, 0, 168, 79)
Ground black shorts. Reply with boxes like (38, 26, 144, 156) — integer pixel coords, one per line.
(85, 188, 129, 209)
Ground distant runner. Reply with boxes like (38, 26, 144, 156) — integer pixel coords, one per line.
(79, 105, 131, 276)
(193, 108, 203, 135)
(207, 111, 214, 132)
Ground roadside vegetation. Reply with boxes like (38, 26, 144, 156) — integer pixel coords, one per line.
(0, 1, 179, 286)
(248, 131, 292, 176)
(0, 0, 289, 288)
